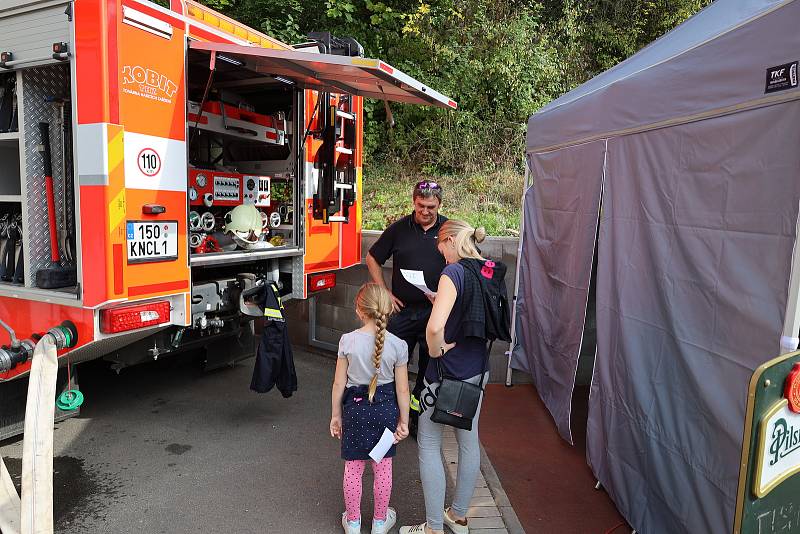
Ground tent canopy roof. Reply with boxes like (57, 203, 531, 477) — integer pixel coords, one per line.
(526, 0, 799, 153)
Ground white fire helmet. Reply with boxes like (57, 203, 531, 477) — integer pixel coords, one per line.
(224, 205, 262, 248)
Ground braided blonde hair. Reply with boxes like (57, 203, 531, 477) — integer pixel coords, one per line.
(355, 283, 394, 402)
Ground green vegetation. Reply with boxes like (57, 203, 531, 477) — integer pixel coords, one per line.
(197, 0, 712, 234)
(363, 162, 524, 236)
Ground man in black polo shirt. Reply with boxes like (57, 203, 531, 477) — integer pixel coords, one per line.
(366, 181, 447, 430)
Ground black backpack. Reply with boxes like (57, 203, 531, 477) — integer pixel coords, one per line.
(461, 258, 512, 343)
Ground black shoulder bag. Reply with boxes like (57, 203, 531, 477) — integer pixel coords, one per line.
(430, 350, 488, 431)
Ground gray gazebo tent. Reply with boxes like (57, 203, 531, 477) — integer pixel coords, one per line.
(511, 0, 800, 531)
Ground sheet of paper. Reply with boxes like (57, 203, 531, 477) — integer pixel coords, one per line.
(400, 269, 435, 296)
(369, 428, 396, 463)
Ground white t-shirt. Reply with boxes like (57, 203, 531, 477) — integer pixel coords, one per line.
(338, 330, 409, 388)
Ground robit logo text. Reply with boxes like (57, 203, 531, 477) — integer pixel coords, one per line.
(122, 66, 178, 103)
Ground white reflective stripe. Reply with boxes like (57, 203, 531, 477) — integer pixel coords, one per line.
(264, 308, 283, 319)
(0, 455, 20, 534)
(305, 161, 317, 199)
(124, 132, 187, 191)
(77, 123, 109, 186)
(21, 338, 59, 534)
(130, 0, 187, 31)
(122, 6, 174, 39)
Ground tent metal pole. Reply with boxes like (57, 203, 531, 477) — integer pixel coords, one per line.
(506, 158, 531, 386)
(781, 206, 800, 354)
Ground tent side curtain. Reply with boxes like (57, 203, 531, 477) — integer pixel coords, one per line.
(526, 0, 800, 153)
(587, 101, 800, 533)
(512, 140, 605, 443)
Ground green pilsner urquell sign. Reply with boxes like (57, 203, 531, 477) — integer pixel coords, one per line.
(734, 350, 800, 533)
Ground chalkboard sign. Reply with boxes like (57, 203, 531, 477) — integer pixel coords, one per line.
(734, 350, 800, 533)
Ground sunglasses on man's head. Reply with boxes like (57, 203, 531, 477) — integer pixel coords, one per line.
(415, 181, 442, 191)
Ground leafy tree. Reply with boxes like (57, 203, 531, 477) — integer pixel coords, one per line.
(545, 0, 712, 85)
(191, 0, 710, 177)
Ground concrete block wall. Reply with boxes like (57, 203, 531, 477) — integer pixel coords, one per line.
(284, 230, 531, 384)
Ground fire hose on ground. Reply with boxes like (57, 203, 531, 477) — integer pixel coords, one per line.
(0, 321, 78, 534)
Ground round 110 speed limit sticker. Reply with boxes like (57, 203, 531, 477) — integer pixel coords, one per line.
(137, 147, 161, 177)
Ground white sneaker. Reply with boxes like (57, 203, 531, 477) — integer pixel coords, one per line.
(372, 507, 397, 534)
(399, 523, 428, 534)
(443, 508, 469, 534)
(342, 512, 361, 534)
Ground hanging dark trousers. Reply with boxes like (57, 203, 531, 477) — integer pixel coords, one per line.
(250, 320, 297, 397)
(249, 282, 297, 398)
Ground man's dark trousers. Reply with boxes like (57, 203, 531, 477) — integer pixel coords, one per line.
(388, 303, 432, 397)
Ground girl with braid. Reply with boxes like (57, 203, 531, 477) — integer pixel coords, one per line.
(331, 282, 411, 534)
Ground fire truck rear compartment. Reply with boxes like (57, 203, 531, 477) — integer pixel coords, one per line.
(185, 51, 300, 271)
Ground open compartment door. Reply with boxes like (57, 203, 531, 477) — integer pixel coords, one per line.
(188, 41, 457, 109)
(188, 40, 456, 298)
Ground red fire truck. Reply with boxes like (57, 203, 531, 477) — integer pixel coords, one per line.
(0, 0, 455, 436)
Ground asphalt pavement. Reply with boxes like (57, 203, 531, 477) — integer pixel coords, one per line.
(0, 349, 430, 533)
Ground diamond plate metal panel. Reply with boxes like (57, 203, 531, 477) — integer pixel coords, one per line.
(23, 64, 71, 283)
(292, 255, 304, 300)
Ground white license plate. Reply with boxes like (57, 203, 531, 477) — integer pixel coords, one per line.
(126, 221, 178, 263)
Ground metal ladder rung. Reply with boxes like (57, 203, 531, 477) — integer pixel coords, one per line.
(336, 110, 355, 121)
(335, 146, 353, 155)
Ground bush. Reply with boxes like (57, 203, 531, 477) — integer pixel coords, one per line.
(362, 160, 525, 236)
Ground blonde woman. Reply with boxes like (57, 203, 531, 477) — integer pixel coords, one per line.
(331, 283, 411, 534)
(401, 220, 508, 534)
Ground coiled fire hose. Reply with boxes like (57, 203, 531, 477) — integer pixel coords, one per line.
(0, 322, 77, 534)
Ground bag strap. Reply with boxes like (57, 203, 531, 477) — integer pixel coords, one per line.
(478, 340, 492, 389)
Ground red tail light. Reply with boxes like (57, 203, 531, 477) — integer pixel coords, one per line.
(100, 300, 171, 333)
(309, 272, 336, 292)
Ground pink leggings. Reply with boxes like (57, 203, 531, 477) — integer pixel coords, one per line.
(343, 458, 393, 522)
